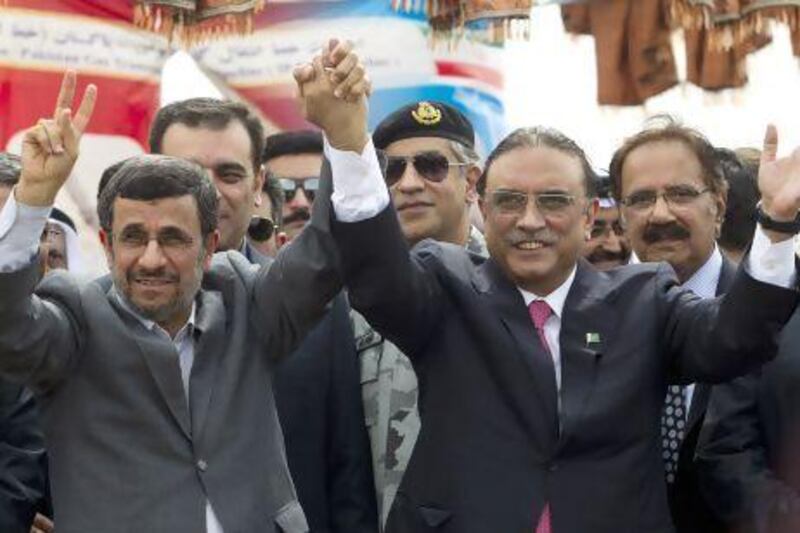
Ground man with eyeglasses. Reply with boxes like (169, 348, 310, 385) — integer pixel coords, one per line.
(583, 174, 631, 270)
(609, 119, 735, 533)
(149, 56, 377, 532)
(350, 101, 486, 527)
(309, 79, 800, 533)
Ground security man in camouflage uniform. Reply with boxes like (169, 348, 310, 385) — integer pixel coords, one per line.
(354, 102, 487, 527)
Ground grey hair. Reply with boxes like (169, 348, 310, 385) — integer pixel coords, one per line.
(477, 127, 596, 196)
(97, 155, 218, 238)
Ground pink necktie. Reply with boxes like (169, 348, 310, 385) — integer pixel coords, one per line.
(528, 300, 554, 533)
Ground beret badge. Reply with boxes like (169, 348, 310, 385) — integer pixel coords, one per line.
(411, 101, 442, 126)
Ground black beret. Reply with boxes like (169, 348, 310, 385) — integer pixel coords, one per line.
(263, 130, 323, 162)
(373, 101, 475, 150)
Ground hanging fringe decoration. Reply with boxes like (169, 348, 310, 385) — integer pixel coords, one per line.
(668, 0, 800, 52)
(134, 0, 265, 47)
(393, 0, 535, 45)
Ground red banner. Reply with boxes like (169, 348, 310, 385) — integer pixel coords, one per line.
(0, 1, 168, 150)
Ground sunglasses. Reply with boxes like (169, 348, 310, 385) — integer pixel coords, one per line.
(381, 151, 470, 187)
(279, 177, 319, 203)
(247, 216, 276, 242)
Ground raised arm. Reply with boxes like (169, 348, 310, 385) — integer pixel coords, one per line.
(662, 127, 800, 383)
(0, 71, 96, 390)
(252, 40, 378, 359)
(288, 42, 445, 358)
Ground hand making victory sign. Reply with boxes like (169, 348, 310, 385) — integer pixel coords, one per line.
(16, 70, 97, 207)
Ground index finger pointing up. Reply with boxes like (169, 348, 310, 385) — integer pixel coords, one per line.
(53, 70, 77, 119)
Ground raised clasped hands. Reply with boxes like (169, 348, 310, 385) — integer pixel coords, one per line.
(758, 124, 800, 239)
(17, 70, 97, 207)
(293, 39, 371, 153)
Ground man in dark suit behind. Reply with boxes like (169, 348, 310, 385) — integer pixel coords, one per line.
(609, 119, 738, 532)
(696, 310, 800, 533)
(299, 65, 800, 531)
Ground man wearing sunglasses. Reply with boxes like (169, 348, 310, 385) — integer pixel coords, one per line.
(263, 131, 324, 242)
(349, 101, 487, 526)
(609, 119, 734, 533)
(247, 174, 286, 258)
(583, 174, 631, 270)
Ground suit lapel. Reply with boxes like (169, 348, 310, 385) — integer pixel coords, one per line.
(557, 261, 612, 450)
(189, 289, 227, 446)
(108, 291, 192, 441)
(480, 261, 560, 444)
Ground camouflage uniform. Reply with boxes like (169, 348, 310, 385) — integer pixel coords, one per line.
(353, 226, 488, 528)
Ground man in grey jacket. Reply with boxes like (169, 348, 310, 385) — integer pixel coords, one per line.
(0, 41, 369, 533)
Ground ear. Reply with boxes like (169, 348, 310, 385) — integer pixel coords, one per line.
(584, 197, 599, 234)
(253, 165, 266, 206)
(464, 166, 481, 205)
(202, 230, 220, 270)
(478, 194, 488, 221)
(98, 229, 114, 269)
(713, 190, 727, 225)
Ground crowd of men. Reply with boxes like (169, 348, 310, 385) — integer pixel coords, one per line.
(1, 40, 800, 533)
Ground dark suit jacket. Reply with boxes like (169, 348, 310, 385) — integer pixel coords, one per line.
(0, 381, 47, 533)
(696, 308, 800, 533)
(0, 162, 342, 533)
(246, 244, 378, 533)
(668, 257, 736, 533)
(333, 206, 798, 533)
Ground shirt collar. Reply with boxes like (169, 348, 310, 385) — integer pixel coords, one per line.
(517, 266, 577, 319)
(110, 285, 197, 338)
(682, 245, 723, 298)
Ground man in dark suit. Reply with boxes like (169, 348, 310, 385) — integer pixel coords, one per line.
(305, 76, 800, 532)
(0, 382, 46, 533)
(696, 310, 800, 533)
(0, 47, 368, 533)
(609, 119, 736, 532)
(151, 106, 376, 533)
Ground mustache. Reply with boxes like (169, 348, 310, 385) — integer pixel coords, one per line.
(506, 230, 558, 246)
(586, 248, 630, 264)
(642, 222, 690, 244)
(129, 268, 179, 283)
(283, 208, 310, 226)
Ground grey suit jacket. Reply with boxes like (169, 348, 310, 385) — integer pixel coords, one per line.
(0, 163, 342, 533)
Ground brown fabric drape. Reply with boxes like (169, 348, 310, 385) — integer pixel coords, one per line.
(669, 0, 800, 51)
(563, 0, 678, 106)
(685, 25, 771, 90)
(393, 0, 534, 42)
(133, 0, 265, 45)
